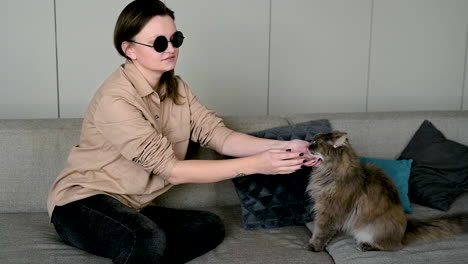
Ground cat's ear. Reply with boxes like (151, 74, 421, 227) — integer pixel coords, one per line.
(333, 133, 348, 148)
(312, 133, 323, 141)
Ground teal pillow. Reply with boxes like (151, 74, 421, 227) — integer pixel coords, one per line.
(359, 157, 413, 213)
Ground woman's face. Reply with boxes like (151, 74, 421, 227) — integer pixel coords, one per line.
(124, 15, 180, 85)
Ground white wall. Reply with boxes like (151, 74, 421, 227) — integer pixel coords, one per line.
(2, 0, 468, 119)
(2, 0, 58, 118)
(269, 0, 372, 115)
(368, 0, 468, 112)
(56, 0, 132, 118)
(167, 0, 270, 116)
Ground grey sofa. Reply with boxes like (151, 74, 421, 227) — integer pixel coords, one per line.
(1, 111, 467, 264)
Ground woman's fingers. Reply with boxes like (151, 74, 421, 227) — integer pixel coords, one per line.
(276, 163, 304, 174)
(302, 157, 322, 167)
(271, 153, 305, 174)
(269, 149, 305, 161)
(257, 149, 309, 175)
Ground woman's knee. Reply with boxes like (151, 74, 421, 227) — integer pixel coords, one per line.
(205, 212, 225, 243)
(165, 211, 225, 263)
(192, 211, 225, 248)
(116, 226, 167, 264)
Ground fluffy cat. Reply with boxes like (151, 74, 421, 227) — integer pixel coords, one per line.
(306, 131, 468, 252)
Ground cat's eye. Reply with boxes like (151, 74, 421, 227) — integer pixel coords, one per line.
(309, 141, 318, 148)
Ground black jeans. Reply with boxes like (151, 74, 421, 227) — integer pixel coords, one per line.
(51, 195, 225, 264)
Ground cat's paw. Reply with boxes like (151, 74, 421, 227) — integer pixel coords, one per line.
(357, 242, 379, 252)
(307, 241, 324, 252)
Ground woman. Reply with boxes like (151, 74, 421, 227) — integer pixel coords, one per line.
(47, 0, 319, 263)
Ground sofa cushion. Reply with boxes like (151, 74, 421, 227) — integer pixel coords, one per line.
(399, 120, 468, 211)
(193, 206, 333, 264)
(232, 119, 332, 229)
(0, 213, 111, 264)
(0, 207, 334, 264)
(318, 192, 468, 264)
(359, 157, 413, 213)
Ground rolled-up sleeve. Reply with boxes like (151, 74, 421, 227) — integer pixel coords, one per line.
(94, 95, 178, 179)
(185, 85, 235, 153)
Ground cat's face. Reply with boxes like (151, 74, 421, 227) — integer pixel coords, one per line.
(308, 131, 348, 165)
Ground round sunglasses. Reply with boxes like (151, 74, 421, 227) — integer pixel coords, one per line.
(129, 31, 184, 53)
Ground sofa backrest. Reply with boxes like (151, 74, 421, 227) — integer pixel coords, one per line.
(0, 116, 290, 213)
(0, 119, 82, 213)
(146, 111, 468, 210)
(1, 111, 467, 213)
(287, 111, 468, 159)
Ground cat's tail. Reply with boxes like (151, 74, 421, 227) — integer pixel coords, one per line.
(403, 212, 468, 245)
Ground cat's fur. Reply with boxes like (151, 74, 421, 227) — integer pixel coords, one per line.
(306, 131, 468, 252)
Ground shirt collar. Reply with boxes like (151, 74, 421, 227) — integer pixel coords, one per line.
(121, 60, 155, 98)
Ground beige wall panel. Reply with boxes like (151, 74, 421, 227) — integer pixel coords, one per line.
(165, 0, 270, 115)
(2, 0, 58, 118)
(56, 0, 132, 118)
(269, 0, 372, 115)
(3, 0, 467, 118)
(368, 0, 468, 112)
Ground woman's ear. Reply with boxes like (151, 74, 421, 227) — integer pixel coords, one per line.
(121, 41, 136, 60)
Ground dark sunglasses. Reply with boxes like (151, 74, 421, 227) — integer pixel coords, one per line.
(129, 31, 184, 53)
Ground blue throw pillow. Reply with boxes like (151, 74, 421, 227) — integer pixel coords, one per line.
(359, 157, 413, 213)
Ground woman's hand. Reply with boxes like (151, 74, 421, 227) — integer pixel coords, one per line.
(252, 149, 306, 175)
(281, 139, 321, 167)
(281, 139, 309, 153)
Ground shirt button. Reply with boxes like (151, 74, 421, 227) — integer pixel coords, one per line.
(155, 115, 160, 120)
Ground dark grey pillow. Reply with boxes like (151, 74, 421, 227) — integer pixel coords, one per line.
(231, 119, 332, 229)
(399, 120, 468, 211)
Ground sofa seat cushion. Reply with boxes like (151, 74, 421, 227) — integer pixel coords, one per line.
(314, 192, 468, 264)
(192, 206, 333, 264)
(0, 206, 334, 264)
(0, 213, 111, 264)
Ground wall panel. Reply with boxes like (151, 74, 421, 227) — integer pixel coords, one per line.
(2, 1, 467, 119)
(56, 0, 131, 118)
(166, 0, 270, 115)
(269, 0, 372, 115)
(368, 0, 468, 112)
(2, 0, 58, 119)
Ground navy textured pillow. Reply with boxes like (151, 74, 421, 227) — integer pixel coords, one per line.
(231, 119, 332, 229)
(399, 120, 468, 211)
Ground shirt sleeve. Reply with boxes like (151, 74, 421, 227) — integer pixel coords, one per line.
(183, 82, 235, 153)
(93, 94, 178, 180)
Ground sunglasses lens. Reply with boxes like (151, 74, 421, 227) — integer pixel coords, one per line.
(152, 31, 184, 52)
(153, 36, 168, 52)
(172, 31, 184, 48)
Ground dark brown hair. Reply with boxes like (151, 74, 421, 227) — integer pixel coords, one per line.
(114, 0, 181, 103)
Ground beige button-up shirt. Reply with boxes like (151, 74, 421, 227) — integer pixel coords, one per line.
(47, 61, 234, 217)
